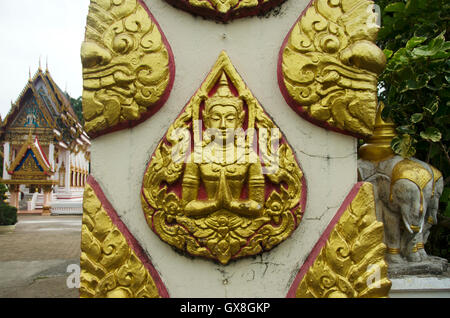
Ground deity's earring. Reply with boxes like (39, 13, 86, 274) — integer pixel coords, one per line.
(239, 111, 245, 126)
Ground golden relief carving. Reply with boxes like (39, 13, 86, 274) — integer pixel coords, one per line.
(81, 0, 174, 138)
(141, 52, 306, 264)
(81, 183, 162, 298)
(295, 183, 391, 298)
(280, 0, 386, 137)
(164, 0, 284, 22)
(11, 99, 48, 129)
(11, 155, 45, 181)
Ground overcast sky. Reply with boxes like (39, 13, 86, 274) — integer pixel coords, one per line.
(0, 0, 90, 119)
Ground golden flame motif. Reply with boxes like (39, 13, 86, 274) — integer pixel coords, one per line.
(80, 182, 164, 298)
(295, 183, 391, 298)
(279, 0, 386, 137)
(81, 0, 173, 138)
(164, 0, 285, 22)
(141, 52, 306, 265)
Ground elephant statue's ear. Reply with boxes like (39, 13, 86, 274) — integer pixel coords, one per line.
(357, 160, 377, 181)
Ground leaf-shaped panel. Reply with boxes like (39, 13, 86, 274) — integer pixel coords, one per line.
(141, 52, 307, 264)
(81, 0, 175, 138)
(278, 0, 386, 138)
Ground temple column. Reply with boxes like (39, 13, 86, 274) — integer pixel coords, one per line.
(65, 152, 71, 192)
(42, 185, 52, 216)
(7, 184, 20, 209)
(49, 143, 55, 171)
(3, 142, 10, 180)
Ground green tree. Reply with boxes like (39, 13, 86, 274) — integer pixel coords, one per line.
(375, 0, 450, 259)
(69, 96, 84, 125)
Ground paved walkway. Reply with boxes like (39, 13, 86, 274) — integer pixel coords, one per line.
(0, 215, 81, 298)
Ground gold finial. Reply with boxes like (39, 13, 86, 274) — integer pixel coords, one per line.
(38, 56, 42, 72)
(358, 102, 397, 162)
(205, 72, 243, 113)
(46, 56, 49, 73)
(28, 67, 32, 83)
(216, 73, 231, 97)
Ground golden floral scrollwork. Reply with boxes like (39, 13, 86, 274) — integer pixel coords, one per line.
(80, 182, 164, 298)
(295, 183, 391, 298)
(164, 0, 285, 22)
(279, 0, 386, 137)
(141, 51, 306, 265)
(81, 0, 174, 138)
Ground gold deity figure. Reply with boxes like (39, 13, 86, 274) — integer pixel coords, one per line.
(182, 74, 265, 218)
(141, 52, 305, 264)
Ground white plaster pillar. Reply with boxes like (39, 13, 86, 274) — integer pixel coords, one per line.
(49, 143, 55, 171)
(65, 151, 71, 192)
(3, 142, 10, 180)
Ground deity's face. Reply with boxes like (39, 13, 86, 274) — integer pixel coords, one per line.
(204, 105, 243, 144)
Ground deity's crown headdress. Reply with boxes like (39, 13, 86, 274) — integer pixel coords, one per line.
(205, 73, 243, 113)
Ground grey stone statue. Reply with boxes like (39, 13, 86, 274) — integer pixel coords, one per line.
(358, 106, 447, 275)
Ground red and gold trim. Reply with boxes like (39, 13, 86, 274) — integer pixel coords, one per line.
(278, 0, 386, 138)
(80, 176, 169, 298)
(164, 0, 286, 22)
(287, 182, 391, 298)
(81, 0, 175, 139)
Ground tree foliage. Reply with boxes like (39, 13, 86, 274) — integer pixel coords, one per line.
(69, 96, 84, 125)
(375, 0, 450, 259)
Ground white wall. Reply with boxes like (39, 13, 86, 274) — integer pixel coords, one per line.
(90, 0, 357, 297)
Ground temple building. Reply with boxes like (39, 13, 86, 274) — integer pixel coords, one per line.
(0, 65, 90, 215)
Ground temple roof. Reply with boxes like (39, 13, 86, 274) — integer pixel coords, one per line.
(0, 67, 88, 147)
(8, 131, 52, 175)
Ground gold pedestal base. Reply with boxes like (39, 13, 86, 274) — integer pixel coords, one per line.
(41, 206, 51, 216)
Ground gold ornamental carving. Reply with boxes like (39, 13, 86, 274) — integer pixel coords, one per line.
(81, 182, 165, 298)
(81, 0, 174, 138)
(164, 0, 285, 22)
(141, 52, 306, 265)
(294, 183, 391, 298)
(279, 0, 386, 137)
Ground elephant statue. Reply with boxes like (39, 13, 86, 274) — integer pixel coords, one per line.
(358, 103, 446, 272)
(358, 155, 443, 264)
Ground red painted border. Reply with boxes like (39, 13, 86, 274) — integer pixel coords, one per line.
(87, 175, 170, 298)
(286, 182, 365, 298)
(277, 0, 366, 140)
(87, 0, 176, 140)
(164, 0, 287, 23)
